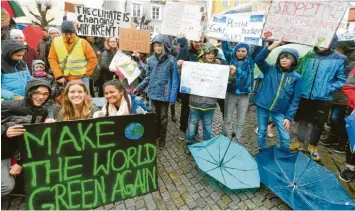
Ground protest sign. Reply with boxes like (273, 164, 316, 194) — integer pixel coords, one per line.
(75, 6, 131, 37)
(161, 1, 204, 41)
(65, 2, 84, 13)
(19, 114, 157, 210)
(207, 12, 264, 46)
(135, 25, 154, 33)
(180, 61, 229, 99)
(119, 28, 151, 54)
(262, 1, 348, 48)
(109, 51, 142, 85)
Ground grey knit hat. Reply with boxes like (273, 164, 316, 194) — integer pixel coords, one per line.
(61, 21, 76, 34)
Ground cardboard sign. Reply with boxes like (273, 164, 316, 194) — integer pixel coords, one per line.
(180, 61, 229, 99)
(19, 114, 157, 210)
(75, 6, 131, 37)
(207, 12, 264, 46)
(65, 2, 84, 13)
(262, 1, 348, 48)
(161, 2, 203, 41)
(119, 28, 151, 54)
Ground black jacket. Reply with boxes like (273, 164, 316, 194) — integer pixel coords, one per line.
(1, 79, 52, 164)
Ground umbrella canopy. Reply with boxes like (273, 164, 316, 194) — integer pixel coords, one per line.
(256, 146, 355, 210)
(345, 110, 355, 153)
(189, 135, 260, 189)
(22, 25, 44, 50)
(254, 43, 313, 77)
(1, 0, 25, 18)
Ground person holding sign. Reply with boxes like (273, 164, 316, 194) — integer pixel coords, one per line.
(254, 39, 302, 152)
(179, 43, 232, 154)
(57, 80, 97, 121)
(93, 80, 151, 117)
(133, 35, 180, 149)
(223, 43, 255, 142)
(291, 36, 349, 161)
(1, 79, 52, 196)
(48, 21, 98, 92)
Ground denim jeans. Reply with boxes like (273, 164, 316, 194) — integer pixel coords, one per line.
(257, 106, 290, 151)
(223, 93, 250, 140)
(186, 108, 215, 144)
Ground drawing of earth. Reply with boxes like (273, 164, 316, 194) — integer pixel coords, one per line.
(125, 122, 144, 140)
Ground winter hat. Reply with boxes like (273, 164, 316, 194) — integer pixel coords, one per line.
(48, 27, 59, 34)
(202, 42, 218, 55)
(61, 21, 76, 33)
(9, 29, 25, 39)
(234, 42, 250, 53)
(32, 60, 46, 71)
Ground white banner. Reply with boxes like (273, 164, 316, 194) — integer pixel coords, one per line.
(180, 62, 229, 99)
(161, 2, 203, 41)
(207, 12, 264, 46)
(262, 1, 348, 48)
(75, 6, 131, 37)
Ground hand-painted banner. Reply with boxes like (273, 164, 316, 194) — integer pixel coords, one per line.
(180, 61, 229, 99)
(19, 114, 157, 210)
(161, 2, 204, 41)
(75, 6, 131, 37)
(262, 0, 348, 48)
(207, 12, 264, 46)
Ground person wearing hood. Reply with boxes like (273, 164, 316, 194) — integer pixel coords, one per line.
(133, 35, 180, 149)
(223, 43, 255, 142)
(1, 79, 52, 196)
(1, 39, 33, 100)
(48, 20, 98, 92)
(93, 80, 151, 118)
(10, 29, 38, 74)
(291, 36, 349, 161)
(255, 39, 302, 152)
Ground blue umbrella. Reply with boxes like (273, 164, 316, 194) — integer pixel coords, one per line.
(256, 146, 355, 210)
(189, 135, 260, 189)
(345, 110, 355, 153)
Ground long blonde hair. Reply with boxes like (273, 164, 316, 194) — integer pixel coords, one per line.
(61, 80, 93, 121)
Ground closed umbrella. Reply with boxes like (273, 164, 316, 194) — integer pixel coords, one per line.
(1, 0, 25, 18)
(189, 135, 260, 189)
(256, 146, 355, 210)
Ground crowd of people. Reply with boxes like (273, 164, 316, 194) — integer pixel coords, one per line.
(1, 8, 355, 199)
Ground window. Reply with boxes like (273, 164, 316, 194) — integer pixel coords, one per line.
(234, 0, 238, 7)
(222, 0, 228, 6)
(131, 3, 143, 17)
(151, 5, 161, 20)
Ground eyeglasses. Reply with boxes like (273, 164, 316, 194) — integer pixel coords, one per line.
(33, 92, 50, 97)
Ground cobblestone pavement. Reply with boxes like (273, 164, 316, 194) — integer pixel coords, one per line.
(2, 103, 355, 210)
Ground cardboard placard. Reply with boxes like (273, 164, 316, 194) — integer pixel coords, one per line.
(262, 0, 348, 48)
(75, 6, 131, 37)
(65, 2, 84, 13)
(180, 61, 230, 99)
(207, 12, 264, 46)
(119, 28, 151, 54)
(19, 114, 157, 210)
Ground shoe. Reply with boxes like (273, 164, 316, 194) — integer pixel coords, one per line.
(184, 145, 191, 155)
(231, 132, 236, 138)
(290, 140, 303, 151)
(255, 127, 258, 135)
(339, 167, 355, 183)
(319, 135, 337, 146)
(172, 116, 177, 123)
(332, 144, 345, 154)
(178, 131, 185, 140)
(308, 144, 320, 161)
(158, 139, 166, 149)
(195, 133, 202, 141)
(267, 125, 274, 138)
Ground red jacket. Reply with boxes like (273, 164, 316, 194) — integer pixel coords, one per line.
(23, 45, 38, 74)
(343, 68, 355, 109)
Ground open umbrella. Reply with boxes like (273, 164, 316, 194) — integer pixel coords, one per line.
(345, 110, 355, 153)
(22, 25, 43, 50)
(189, 135, 260, 189)
(254, 43, 313, 77)
(256, 146, 355, 210)
(1, 0, 25, 18)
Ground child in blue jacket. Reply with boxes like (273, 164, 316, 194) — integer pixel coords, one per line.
(255, 40, 302, 151)
(134, 35, 180, 149)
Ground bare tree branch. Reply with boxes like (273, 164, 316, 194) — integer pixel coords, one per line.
(28, 1, 54, 27)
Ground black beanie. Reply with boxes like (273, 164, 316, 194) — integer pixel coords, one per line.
(61, 21, 76, 34)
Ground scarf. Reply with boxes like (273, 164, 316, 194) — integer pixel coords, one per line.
(98, 95, 132, 117)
